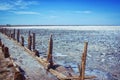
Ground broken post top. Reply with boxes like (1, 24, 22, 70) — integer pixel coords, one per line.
(83, 42, 88, 54)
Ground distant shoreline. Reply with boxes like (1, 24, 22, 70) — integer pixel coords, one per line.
(0, 25, 120, 27)
(1, 25, 120, 30)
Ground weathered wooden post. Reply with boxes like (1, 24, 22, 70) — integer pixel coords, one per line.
(21, 36, 24, 46)
(34, 50, 39, 57)
(17, 29, 20, 42)
(4, 47, 10, 58)
(2, 44, 4, 52)
(13, 29, 16, 40)
(28, 35, 32, 50)
(80, 42, 88, 80)
(14, 71, 25, 80)
(47, 35, 53, 67)
(32, 33, 35, 50)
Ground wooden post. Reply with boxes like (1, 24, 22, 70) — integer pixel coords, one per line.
(17, 29, 20, 42)
(4, 47, 10, 58)
(2, 44, 4, 52)
(13, 29, 15, 40)
(14, 71, 25, 80)
(21, 36, 24, 46)
(32, 33, 35, 50)
(28, 35, 32, 50)
(47, 35, 53, 67)
(34, 50, 39, 57)
(80, 42, 88, 80)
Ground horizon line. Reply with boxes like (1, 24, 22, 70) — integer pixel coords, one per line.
(0, 24, 120, 27)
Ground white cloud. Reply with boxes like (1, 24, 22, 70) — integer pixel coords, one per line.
(0, 3, 13, 10)
(12, 11, 40, 15)
(0, 0, 39, 10)
(75, 10, 92, 14)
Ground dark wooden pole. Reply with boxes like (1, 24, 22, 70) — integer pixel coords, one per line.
(17, 29, 20, 42)
(2, 44, 4, 52)
(28, 35, 32, 50)
(14, 71, 25, 80)
(47, 35, 53, 67)
(21, 36, 24, 46)
(34, 50, 39, 57)
(4, 47, 10, 58)
(80, 42, 88, 80)
(32, 33, 35, 50)
(13, 29, 15, 40)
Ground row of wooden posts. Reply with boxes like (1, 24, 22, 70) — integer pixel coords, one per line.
(0, 38, 25, 80)
(0, 28, 55, 68)
(0, 28, 96, 80)
(0, 28, 38, 55)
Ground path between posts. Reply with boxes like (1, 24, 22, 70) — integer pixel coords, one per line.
(0, 33, 58, 80)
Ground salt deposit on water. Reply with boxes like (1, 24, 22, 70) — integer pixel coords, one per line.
(0, 26, 120, 80)
(3, 25, 120, 30)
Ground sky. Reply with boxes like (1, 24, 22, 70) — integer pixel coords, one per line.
(0, 0, 120, 25)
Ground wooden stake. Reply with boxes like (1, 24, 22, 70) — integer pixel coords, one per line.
(28, 35, 32, 50)
(47, 34, 53, 67)
(17, 29, 20, 42)
(4, 47, 10, 58)
(34, 49, 39, 57)
(21, 36, 24, 46)
(32, 33, 35, 50)
(2, 44, 4, 52)
(14, 71, 25, 80)
(13, 29, 15, 40)
(80, 42, 88, 80)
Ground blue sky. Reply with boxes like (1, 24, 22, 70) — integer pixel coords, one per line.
(0, 0, 120, 25)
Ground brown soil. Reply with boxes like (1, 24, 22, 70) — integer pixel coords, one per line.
(0, 48, 14, 80)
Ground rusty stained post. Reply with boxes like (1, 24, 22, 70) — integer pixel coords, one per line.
(79, 42, 88, 80)
(47, 35, 53, 67)
(4, 47, 10, 58)
(17, 29, 20, 42)
(28, 35, 32, 50)
(21, 36, 24, 46)
(32, 33, 35, 50)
